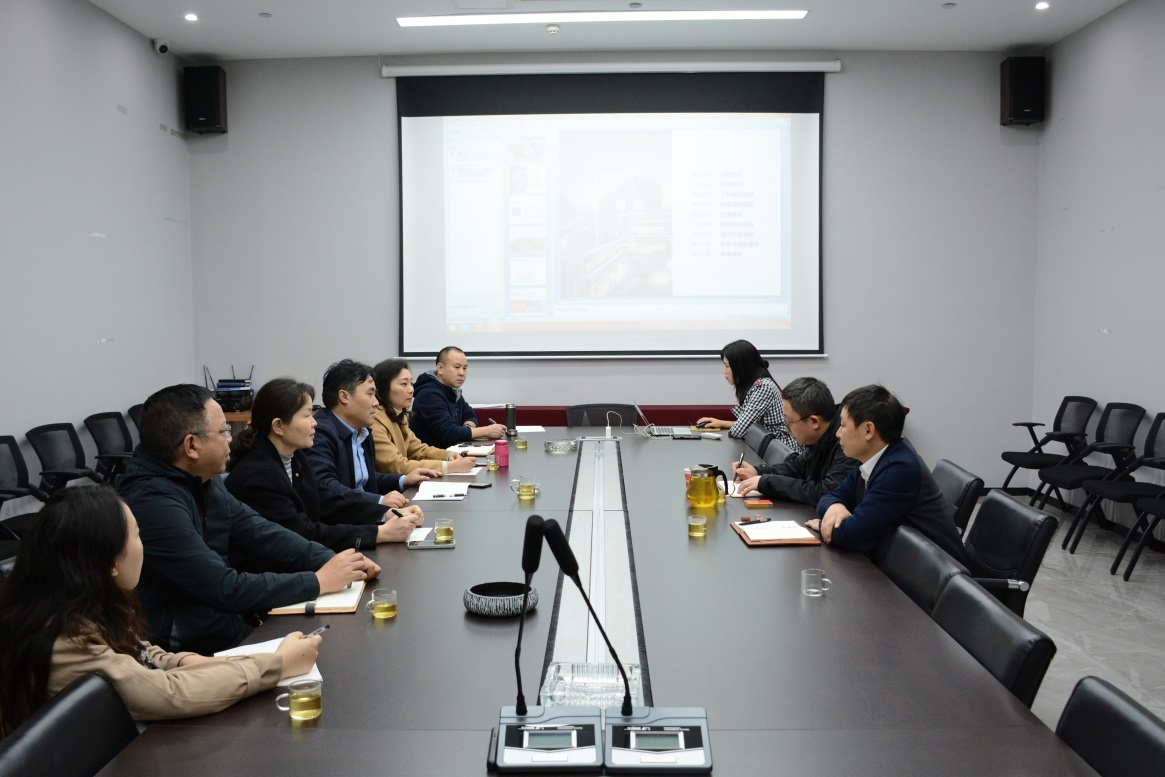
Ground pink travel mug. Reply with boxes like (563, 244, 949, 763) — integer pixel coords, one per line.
(495, 439, 509, 467)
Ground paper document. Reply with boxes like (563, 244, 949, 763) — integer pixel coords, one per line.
(413, 481, 470, 501)
(740, 520, 817, 543)
(215, 637, 321, 686)
(516, 425, 545, 433)
(408, 526, 433, 543)
(448, 443, 495, 456)
(444, 466, 483, 476)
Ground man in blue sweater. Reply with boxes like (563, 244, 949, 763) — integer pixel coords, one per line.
(410, 346, 507, 448)
(809, 385, 967, 563)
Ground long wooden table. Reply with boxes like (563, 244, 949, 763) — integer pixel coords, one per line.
(99, 429, 1097, 776)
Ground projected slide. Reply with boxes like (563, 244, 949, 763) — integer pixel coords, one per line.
(401, 110, 820, 357)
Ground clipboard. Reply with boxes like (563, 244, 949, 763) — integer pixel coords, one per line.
(730, 519, 821, 547)
(269, 580, 366, 615)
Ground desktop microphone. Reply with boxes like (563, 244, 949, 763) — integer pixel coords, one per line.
(542, 519, 633, 716)
(514, 515, 544, 716)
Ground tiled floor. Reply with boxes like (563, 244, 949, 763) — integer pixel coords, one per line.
(1012, 504, 1165, 728)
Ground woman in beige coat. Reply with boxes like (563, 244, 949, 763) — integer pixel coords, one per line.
(371, 358, 477, 475)
(0, 486, 321, 736)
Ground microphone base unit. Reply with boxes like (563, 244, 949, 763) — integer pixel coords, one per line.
(603, 706, 713, 774)
(494, 705, 604, 773)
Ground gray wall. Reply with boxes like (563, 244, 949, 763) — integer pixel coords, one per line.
(1033, 0, 1165, 516)
(0, 0, 193, 516)
(189, 51, 1039, 484)
(5, 0, 1160, 509)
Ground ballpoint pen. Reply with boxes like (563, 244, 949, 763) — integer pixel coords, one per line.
(306, 624, 330, 637)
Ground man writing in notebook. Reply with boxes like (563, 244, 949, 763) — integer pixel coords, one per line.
(118, 384, 380, 654)
(807, 385, 967, 563)
(731, 377, 857, 506)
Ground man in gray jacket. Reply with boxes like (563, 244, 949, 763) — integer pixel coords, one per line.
(732, 377, 858, 506)
(118, 384, 379, 654)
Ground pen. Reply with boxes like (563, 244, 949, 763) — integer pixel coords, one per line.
(735, 451, 746, 473)
(391, 508, 404, 518)
(306, 625, 330, 637)
(354, 537, 362, 551)
(739, 516, 770, 525)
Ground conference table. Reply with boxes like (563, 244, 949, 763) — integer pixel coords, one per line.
(100, 429, 1097, 776)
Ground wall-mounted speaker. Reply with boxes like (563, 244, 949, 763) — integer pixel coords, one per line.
(184, 66, 228, 134)
(1000, 56, 1045, 126)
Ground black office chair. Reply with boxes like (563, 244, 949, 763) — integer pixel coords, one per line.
(83, 412, 135, 484)
(931, 574, 1056, 708)
(24, 423, 104, 494)
(1116, 498, 1165, 582)
(0, 435, 49, 507)
(0, 672, 141, 777)
(1032, 403, 1145, 545)
(127, 403, 145, 433)
(877, 526, 968, 615)
(1056, 676, 1165, 777)
(565, 404, 638, 428)
(1001, 395, 1097, 489)
(961, 490, 1058, 617)
(743, 425, 772, 458)
(1064, 412, 1165, 556)
(932, 459, 984, 535)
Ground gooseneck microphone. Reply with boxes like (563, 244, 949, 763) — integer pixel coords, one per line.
(542, 519, 633, 716)
(514, 515, 544, 716)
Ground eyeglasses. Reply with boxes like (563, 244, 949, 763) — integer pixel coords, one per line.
(786, 414, 809, 427)
(177, 427, 232, 446)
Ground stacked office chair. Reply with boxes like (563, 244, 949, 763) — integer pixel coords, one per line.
(83, 412, 136, 484)
(743, 425, 772, 458)
(0, 672, 141, 777)
(932, 459, 984, 535)
(1061, 412, 1165, 555)
(24, 423, 104, 494)
(0, 435, 48, 539)
(931, 574, 1056, 708)
(565, 404, 638, 428)
(1116, 498, 1165, 582)
(877, 526, 968, 615)
(1056, 676, 1165, 777)
(1031, 402, 1145, 543)
(961, 491, 1058, 617)
(1001, 395, 1097, 491)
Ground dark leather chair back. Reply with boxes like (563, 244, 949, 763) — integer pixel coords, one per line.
(877, 526, 968, 615)
(931, 574, 1056, 708)
(931, 459, 984, 535)
(1056, 676, 1165, 777)
(962, 490, 1058, 617)
(762, 437, 792, 466)
(743, 424, 772, 458)
(565, 404, 638, 428)
(0, 672, 140, 777)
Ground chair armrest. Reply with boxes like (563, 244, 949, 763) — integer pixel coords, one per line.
(1044, 430, 1086, 442)
(973, 577, 1030, 593)
(1140, 456, 1165, 469)
(95, 452, 133, 462)
(1012, 422, 1044, 429)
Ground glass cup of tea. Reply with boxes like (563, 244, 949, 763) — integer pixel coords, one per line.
(509, 474, 539, 500)
(275, 678, 323, 721)
(487, 453, 499, 472)
(434, 518, 454, 544)
(366, 588, 398, 619)
(688, 515, 707, 538)
(801, 569, 832, 597)
(515, 438, 528, 451)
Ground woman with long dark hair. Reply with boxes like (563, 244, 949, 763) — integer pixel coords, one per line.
(370, 358, 477, 476)
(226, 377, 423, 558)
(0, 486, 320, 736)
(696, 339, 800, 452)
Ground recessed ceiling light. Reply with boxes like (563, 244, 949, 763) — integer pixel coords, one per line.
(397, 10, 809, 28)
(1035, 1, 1049, 8)
(259, 12, 273, 18)
(184, 13, 198, 22)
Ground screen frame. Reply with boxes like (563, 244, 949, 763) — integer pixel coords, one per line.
(396, 72, 825, 359)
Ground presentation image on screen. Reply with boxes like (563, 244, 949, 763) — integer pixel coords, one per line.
(399, 74, 823, 358)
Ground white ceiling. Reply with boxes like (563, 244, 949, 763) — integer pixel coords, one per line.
(88, 0, 1129, 62)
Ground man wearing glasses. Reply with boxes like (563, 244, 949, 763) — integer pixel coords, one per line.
(731, 377, 857, 506)
(118, 384, 380, 654)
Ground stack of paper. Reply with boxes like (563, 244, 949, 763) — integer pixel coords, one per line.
(413, 481, 471, 501)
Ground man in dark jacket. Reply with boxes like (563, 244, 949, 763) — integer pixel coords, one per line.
(410, 346, 507, 448)
(731, 377, 857, 506)
(810, 385, 967, 564)
(117, 384, 380, 654)
(304, 359, 437, 508)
